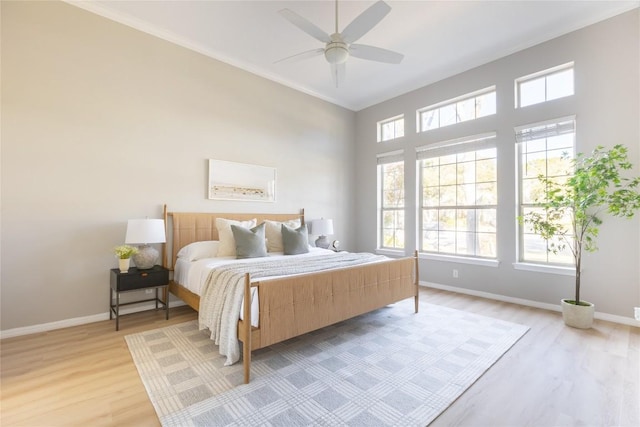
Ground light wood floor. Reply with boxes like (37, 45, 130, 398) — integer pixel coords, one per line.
(1, 288, 638, 426)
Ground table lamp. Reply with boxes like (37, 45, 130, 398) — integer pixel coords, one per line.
(311, 218, 334, 249)
(125, 219, 166, 269)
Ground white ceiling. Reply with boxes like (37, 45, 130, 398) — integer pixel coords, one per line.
(68, 1, 639, 111)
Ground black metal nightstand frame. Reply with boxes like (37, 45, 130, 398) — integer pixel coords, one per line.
(109, 266, 169, 331)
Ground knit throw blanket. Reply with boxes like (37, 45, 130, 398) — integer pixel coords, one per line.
(198, 252, 387, 366)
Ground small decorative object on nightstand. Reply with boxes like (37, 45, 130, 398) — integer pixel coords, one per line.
(311, 218, 334, 249)
(113, 244, 138, 273)
(125, 218, 166, 269)
(109, 265, 170, 331)
(331, 240, 341, 252)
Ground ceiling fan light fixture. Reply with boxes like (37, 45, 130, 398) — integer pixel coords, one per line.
(278, 0, 402, 85)
(324, 43, 349, 64)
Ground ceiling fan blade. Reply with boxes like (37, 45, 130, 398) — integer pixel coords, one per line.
(275, 48, 324, 64)
(341, 0, 391, 44)
(330, 62, 346, 88)
(279, 9, 331, 43)
(350, 44, 404, 64)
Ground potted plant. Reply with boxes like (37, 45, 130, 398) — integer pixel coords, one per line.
(114, 245, 138, 273)
(520, 144, 640, 328)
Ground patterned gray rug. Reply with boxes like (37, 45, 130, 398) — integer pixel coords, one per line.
(125, 300, 529, 426)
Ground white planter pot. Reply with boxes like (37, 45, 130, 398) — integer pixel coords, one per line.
(118, 258, 130, 273)
(561, 299, 594, 329)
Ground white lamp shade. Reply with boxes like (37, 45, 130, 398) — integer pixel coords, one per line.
(125, 219, 166, 244)
(311, 218, 334, 236)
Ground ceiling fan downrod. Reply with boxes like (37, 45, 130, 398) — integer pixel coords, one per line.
(325, 0, 349, 65)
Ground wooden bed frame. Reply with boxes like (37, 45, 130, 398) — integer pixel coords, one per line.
(162, 205, 419, 384)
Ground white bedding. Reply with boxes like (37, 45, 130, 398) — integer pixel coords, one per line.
(174, 246, 337, 293)
(174, 247, 338, 327)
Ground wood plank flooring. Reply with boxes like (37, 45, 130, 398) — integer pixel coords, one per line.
(1, 288, 638, 426)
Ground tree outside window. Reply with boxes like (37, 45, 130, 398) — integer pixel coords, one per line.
(379, 160, 405, 249)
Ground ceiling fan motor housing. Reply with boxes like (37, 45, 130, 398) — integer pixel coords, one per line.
(325, 33, 349, 64)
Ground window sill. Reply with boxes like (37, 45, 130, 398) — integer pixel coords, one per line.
(419, 253, 499, 268)
(376, 248, 406, 257)
(513, 262, 575, 276)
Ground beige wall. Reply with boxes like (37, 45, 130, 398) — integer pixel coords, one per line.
(1, 1, 355, 330)
(355, 9, 640, 319)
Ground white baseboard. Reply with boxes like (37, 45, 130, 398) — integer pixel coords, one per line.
(4, 283, 637, 339)
(0, 300, 187, 340)
(421, 281, 640, 328)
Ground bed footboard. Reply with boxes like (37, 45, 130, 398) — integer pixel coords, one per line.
(240, 254, 418, 383)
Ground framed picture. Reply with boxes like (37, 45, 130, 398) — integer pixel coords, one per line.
(208, 159, 276, 202)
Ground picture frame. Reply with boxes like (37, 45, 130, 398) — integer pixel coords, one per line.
(208, 159, 276, 202)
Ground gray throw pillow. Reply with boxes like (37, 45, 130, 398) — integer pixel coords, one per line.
(282, 223, 310, 255)
(231, 223, 267, 259)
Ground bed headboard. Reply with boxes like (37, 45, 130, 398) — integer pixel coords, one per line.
(162, 205, 305, 268)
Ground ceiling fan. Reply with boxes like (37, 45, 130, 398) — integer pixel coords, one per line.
(276, 0, 404, 87)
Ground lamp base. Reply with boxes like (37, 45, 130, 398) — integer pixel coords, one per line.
(315, 235, 330, 249)
(132, 245, 159, 269)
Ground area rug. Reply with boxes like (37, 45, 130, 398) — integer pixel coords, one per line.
(125, 300, 529, 426)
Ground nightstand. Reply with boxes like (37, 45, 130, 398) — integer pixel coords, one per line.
(109, 265, 169, 331)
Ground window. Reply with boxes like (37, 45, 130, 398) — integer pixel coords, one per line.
(516, 63, 574, 108)
(516, 117, 575, 264)
(377, 115, 405, 142)
(417, 134, 497, 258)
(417, 87, 496, 132)
(377, 151, 405, 250)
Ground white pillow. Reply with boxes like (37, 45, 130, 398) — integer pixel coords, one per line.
(216, 217, 257, 257)
(177, 240, 219, 261)
(265, 219, 302, 252)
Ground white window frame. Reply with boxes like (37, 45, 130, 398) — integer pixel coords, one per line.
(416, 86, 496, 133)
(515, 62, 574, 108)
(416, 133, 498, 261)
(514, 116, 576, 272)
(377, 150, 405, 252)
(377, 114, 405, 142)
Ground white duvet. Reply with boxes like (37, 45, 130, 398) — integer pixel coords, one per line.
(174, 247, 336, 294)
(173, 247, 337, 327)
